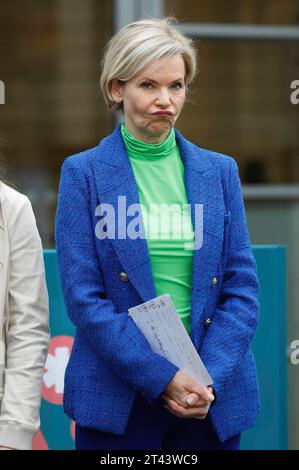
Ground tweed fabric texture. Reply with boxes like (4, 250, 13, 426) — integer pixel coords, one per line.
(55, 124, 260, 441)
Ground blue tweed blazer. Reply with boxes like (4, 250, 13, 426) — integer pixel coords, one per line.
(55, 123, 260, 442)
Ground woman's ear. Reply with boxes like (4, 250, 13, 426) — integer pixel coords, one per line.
(110, 78, 123, 103)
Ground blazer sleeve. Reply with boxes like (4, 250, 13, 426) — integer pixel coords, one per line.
(55, 158, 179, 407)
(0, 196, 50, 450)
(199, 158, 260, 403)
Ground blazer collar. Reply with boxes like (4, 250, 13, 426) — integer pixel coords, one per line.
(94, 123, 212, 178)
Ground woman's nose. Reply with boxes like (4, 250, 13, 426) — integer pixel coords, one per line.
(156, 88, 171, 105)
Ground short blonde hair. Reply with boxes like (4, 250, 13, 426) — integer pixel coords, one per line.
(100, 16, 198, 112)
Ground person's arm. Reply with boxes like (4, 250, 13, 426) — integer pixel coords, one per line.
(198, 158, 260, 405)
(0, 196, 50, 450)
(55, 158, 180, 407)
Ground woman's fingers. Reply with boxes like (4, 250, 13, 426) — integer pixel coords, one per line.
(163, 371, 214, 410)
(163, 396, 209, 419)
(186, 383, 214, 403)
(163, 392, 206, 409)
(185, 392, 202, 406)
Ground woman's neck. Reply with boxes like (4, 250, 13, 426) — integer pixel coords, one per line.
(123, 122, 172, 144)
(120, 121, 176, 161)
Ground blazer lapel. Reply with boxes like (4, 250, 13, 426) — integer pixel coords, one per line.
(92, 125, 223, 342)
(174, 131, 224, 345)
(92, 125, 157, 302)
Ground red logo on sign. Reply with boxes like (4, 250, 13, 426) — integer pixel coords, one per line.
(32, 430, 49, 450)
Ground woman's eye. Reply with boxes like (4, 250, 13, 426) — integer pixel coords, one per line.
(172, 82, 183, 89)
(141, 82, 153, 89)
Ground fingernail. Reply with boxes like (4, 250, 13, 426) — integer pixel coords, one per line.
(208, 393, 214, 401)
(186, 396, 194, 405)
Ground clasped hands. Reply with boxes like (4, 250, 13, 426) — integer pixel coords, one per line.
(162, 370, 214, 420)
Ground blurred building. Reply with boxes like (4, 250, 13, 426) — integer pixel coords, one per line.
(0, 0, 298, 449)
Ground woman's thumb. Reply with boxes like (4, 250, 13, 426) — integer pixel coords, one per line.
(185, 392, 199, 405)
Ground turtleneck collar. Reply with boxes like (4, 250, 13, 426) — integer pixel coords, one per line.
(120, 121, 176, 160)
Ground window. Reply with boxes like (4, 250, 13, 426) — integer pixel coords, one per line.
(179, 39, 299, 183)
(165, 0, 299, 25)
(165, 0, 299, 184)
(0, 0, 113, 247)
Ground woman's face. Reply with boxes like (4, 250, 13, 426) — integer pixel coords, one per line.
(111, 54, 186, 143)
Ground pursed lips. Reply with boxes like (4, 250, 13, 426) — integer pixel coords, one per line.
(153, 112, 173, 116)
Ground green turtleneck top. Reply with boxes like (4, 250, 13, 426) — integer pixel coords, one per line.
(120, 121, 195, 335)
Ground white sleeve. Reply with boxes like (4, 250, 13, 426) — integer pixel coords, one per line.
(0, 196, 50, 450)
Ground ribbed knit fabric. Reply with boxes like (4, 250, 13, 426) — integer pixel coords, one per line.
(121, 121, 194, 335)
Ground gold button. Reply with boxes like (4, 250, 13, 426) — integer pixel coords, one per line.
(204, 318, 212, 327)
(119, 271, 128, 282)
(211, 277, 218, 286)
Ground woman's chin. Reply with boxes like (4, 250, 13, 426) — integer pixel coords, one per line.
(148, 120, 171, 133)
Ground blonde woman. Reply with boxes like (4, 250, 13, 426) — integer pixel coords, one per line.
(0, 176, 50, 450)
(56, 17, 260, 450)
